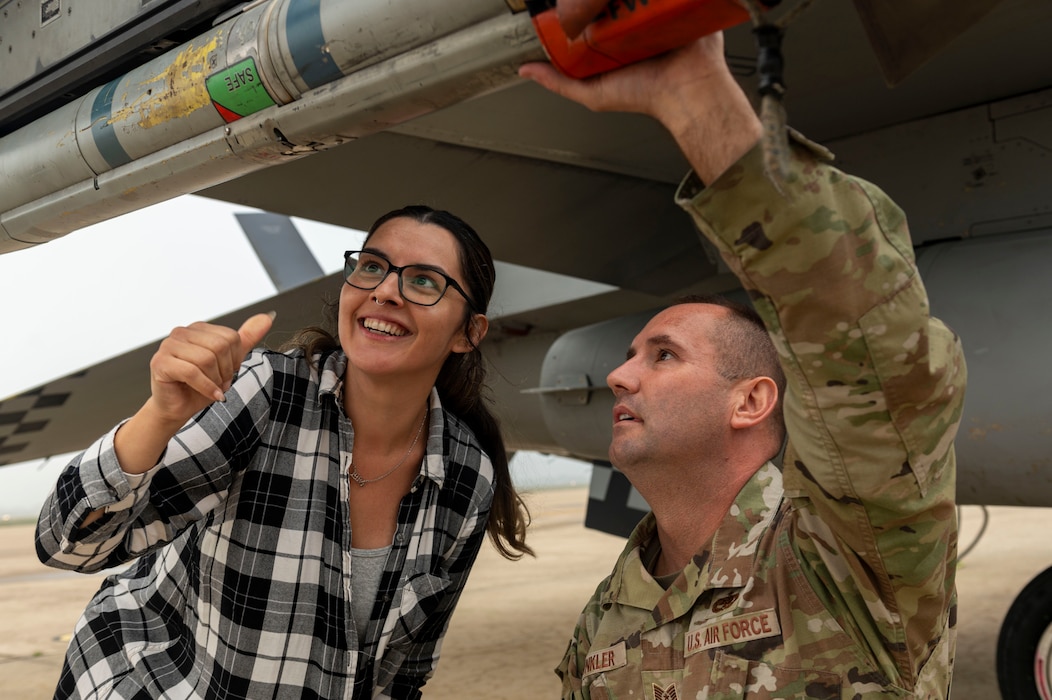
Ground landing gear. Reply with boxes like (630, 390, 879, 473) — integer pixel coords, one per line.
(997, 566, 1052, 699)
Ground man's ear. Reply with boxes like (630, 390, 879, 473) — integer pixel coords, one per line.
(729, 376, 778, 430)
(453, 314, 489, 354)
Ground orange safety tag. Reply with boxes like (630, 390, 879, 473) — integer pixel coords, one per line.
(530, 0, 753, 79)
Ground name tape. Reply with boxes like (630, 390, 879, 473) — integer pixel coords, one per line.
(583, 640, 627, 677)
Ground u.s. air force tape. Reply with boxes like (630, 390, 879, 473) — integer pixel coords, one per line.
(581, 609, 781, 678)
(686, 608, 781, 656)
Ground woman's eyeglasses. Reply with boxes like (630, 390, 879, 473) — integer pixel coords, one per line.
(344, 250, 476, 310)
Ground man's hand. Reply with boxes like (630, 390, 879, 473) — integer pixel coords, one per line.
(519, 34, 762, 184)
(520, 32, 727, 117)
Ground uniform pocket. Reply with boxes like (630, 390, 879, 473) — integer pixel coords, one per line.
(706, 650, 842, 698)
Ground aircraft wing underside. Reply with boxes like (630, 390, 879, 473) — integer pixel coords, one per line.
(3, 0, 1052, 514)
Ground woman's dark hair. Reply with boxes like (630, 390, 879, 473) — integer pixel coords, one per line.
(282, 205, 532, 560)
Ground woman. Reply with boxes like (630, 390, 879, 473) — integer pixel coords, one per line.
(36, 205, 532, 699)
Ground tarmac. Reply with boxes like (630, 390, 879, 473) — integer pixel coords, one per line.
(1, 488, 1048, 699)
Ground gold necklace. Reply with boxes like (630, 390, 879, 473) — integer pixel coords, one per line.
(348, 408, 428, 487)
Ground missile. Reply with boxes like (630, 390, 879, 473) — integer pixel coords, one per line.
(0, 0, 543, 253)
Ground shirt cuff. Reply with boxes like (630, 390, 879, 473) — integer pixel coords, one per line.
(82, 419, 161, 511)
(674, 128, 835, 216)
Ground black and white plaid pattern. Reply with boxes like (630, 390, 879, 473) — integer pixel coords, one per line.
(36, 349, 494, 700)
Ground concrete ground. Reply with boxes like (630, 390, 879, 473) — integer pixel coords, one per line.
(1, 490, 1047, 698)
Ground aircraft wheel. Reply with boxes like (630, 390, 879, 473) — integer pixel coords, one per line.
(997, 565, 1052, 699)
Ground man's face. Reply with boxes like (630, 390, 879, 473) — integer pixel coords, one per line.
(605, 304, 735, 471)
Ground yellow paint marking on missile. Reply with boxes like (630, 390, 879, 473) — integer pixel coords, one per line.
(107, 32, 224, 130)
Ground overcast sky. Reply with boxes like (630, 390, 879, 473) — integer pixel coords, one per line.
(0, 195, 358, 400)
(0, 196, 590, 519)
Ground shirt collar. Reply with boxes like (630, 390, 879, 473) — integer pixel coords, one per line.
(421, 388, 447, 489)
(320, 351, 449, 490)
(602, 462, 784, 625)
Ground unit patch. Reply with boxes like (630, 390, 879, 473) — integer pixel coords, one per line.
(711, 592, 739, 613)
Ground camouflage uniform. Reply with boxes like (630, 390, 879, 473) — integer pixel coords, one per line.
(557, 136, 966, 699)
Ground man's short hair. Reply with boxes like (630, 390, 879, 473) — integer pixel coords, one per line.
(673, 294, 787, 446)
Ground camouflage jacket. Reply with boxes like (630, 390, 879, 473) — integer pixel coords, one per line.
(557, 137, 966, 699)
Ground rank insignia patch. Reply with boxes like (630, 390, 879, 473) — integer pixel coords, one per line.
(652, 683, 679, 700)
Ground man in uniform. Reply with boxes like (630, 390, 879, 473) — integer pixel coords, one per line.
(519, 27, 964, 700)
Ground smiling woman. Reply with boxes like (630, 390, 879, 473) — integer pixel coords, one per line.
(33, 204, 532, 700)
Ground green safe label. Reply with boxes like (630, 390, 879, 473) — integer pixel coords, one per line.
(207, 57, 276, 122)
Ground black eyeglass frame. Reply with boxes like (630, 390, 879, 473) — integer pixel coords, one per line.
(343, 250, 478, 311)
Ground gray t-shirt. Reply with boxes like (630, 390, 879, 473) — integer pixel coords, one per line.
(351, 545, 392, 644)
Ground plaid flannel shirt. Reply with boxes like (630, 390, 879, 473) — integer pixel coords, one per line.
(36, 349, 494, 700)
